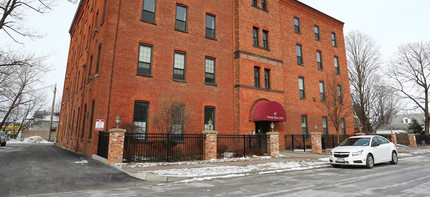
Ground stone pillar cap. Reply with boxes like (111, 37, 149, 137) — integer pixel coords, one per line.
(408, 133, 416, 136)
(310, 132, 322, 135)
(109, 128, 126, 133)
(266, 132, 279, 135)
(203, 130, 218, 134)
(356, 133, 366, 136)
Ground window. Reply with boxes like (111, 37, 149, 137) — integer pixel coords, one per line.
(252, 0, 257, 7)
(263, 30, 269, 49)
(76, 71, 80, 93)
(264, 69, 270, 89)
(80, 104, 87, 139)
(204, 106, 215, 130)
(88, 100, 95, 139)
(261, 0, 267, 11)
(141, 0, 156, 23)
(299, 77, 305, 99)
(253, 27, 259, 47)
(173, 51, 186, 80)
(331, 32, 337, 47)
(296, 44, 303, 65)
(95, 44, 101, 76)
(102, 0, 107, 23)
(301, 115, 308, 138)
(75, 107, 80, 137)
(94, 11, 99, 35)
(88, 55, 93, 82)
(81, 66, 85, 89)
(137, 44, 153, 75)
(205, 57, 216, 84)
(319, 81, 325, 101)
(341, 118, 346, 135)
(322, 116, 328, 135)
(294, 17, 300, 33)
(87, 25, 91, 47)
(206, 14, 216, 39)
(317, 50, 322, 70)
(171, 104, 184, 136)
(254, 66, 260, 88)
(334, 56, 340, 74)
(133, 101, 149, 133)
(71, 110, 75, 137)
(175, 4, 188, 32)
(337, 85, 343, 104)
(314, 25, 320, 41)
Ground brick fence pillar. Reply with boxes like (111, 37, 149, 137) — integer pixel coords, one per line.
(389, 133, 397, 146)
(311, 132, 322, 154)
(108, 128, 126, 165)
(266, 132, 279, 157)
(203, 130, 218, 160)
(408, 134, 417, 147)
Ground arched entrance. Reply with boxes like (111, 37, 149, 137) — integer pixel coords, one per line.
(252, 101, 287, 153)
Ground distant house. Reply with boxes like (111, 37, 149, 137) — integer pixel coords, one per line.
(376, 114, 424, 134)
(22, 111, 60, 140)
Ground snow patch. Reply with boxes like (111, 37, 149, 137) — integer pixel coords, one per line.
(74, 160, 88, 164)
(8, 136, 52, 144)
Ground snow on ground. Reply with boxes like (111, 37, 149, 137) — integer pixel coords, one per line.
(116, 155, 276, 168)
(148, 160, 329, 178)
(7, 136, 52, 144)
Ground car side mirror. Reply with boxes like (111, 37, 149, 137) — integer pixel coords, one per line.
(372, 143, 379, 147)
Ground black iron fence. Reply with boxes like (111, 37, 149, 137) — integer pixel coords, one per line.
(97, 131, 109, 159)
(123, 133, 205, 162)
(396, 133, 410, 146)
(416, 135, 430, 146)
(217, 134, 268, 158)
(321, 135, 351, 151)
(284, 135, 312, 152)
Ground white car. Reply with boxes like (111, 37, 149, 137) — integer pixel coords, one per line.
(329, 135, 398, 168)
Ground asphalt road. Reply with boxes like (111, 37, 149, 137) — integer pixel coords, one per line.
(0, 144, 145, 197)
(46, 151, 430, 197)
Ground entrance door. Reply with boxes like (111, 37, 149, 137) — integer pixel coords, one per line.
(255, 121, 271, 133)
(254, 121, 271, 153)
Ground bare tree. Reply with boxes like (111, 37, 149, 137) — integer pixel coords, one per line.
(372, 85, 401, 129)
(151, 94, 194, 134)
(0, 0, 77, 43)
(389, 41, 430, 135)
(0, 51, 48, 131)
(346, 31, 381, 133)
(318, 75, 352, 144)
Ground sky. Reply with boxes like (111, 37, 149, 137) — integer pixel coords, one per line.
(1, 0, 430, 111)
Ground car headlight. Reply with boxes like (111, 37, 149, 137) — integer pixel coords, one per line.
(330, 150, 334, 156)
(352, 150, 363, 156)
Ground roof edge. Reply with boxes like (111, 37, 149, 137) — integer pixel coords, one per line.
(286, 0, 344, 25)
(68, 0, 84, 34)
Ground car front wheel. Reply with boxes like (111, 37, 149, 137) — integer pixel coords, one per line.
(390, 151, 398, 164)
(366, 154, 374, 169)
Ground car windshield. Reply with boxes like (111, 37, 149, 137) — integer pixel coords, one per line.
(340, 137, 370, 146)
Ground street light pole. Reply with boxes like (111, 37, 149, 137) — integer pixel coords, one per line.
(48, 84, 56, 142)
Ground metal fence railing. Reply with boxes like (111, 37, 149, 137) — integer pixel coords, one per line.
(396, 134, 410, 146)
(123, 133, 205, 162)
(217, 134, 268, 159)
(416, 135, 430, 146)
(321, 135, 351, 152)
(284, 135, 311, 152)
(97, 131, 109, 159)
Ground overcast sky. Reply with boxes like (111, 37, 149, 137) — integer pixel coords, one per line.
(1, 0, 429, 110)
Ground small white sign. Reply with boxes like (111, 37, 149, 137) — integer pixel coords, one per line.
(95, 119, 105, 131)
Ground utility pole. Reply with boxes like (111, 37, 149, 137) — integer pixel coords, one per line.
(48, 84, 57, 142)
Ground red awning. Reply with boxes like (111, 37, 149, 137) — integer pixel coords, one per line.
(253, 102, 286, 122)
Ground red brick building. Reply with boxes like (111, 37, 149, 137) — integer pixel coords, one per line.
(57, 0, 354, 157)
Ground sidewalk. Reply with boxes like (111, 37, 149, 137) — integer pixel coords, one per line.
(115, 151, 329, 182)
(114, 146, 430, 183)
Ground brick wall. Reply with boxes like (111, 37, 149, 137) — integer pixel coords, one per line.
(58, 0, 355, 157)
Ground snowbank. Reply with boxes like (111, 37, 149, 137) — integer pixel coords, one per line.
(8, 136, 52, 144)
